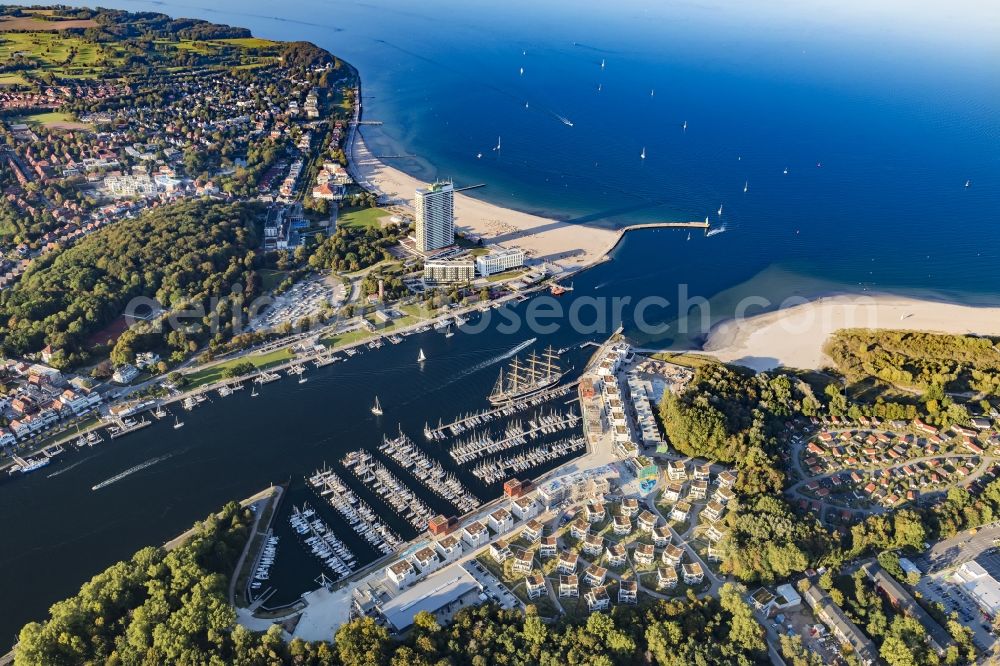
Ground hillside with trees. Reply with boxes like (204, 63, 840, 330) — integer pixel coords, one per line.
(0, 199, 262, 368)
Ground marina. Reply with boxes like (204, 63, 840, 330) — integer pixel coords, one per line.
(377, 432, 480, 513)
(448, 407, 581, 464)
(106, 417, 152, 439)
(341, 450, 435, 531)
(424, 383, 577, 440)
(308, 467, 403, 555)
(288, 504, 356, 580)
(471, 435, 587, 484)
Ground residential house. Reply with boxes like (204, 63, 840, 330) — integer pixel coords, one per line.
(620, 498, 639, 517)
(618, 579, 638, 604)
(682, 562, 704, 585)
(651, 526, 671, 548)
(584, 564, 608, 587)
(667, 460, 687, 481)
(662, 482, 684, 503)
(633, 543, 655, 566)
(657, 566, 678, 589)
(521, 518, 544, 543)
(512, 549, 534, 574)
(693, 463, 712, 481)
(557, 551, 579, 575)
(511, 494, 540, 520)
(386, 559, 416, 589)
(488, 507, 514, 535)
(539, 535, 558, 559)
(435, 535, 464, 563)
(526, 574, 547, 600)
(583, 534, 604, 557)
(661, 544, 683, 568)
(411, 546, 441, 574)
(613, 514, 632, 536)
(702, 500, 725, 523)
(688, 479, 708, 500)
(670, 501, 691, 523)
(585, 585, 610, 612)
(489, 539, 512, 563)
(637, 510, 658, 532)
(463, 521, 489, 549)
(559, 574, 579, 598)
(605, 543, 628, 567)
(570, 518, 590, 540)
(585, 502, 607, 523)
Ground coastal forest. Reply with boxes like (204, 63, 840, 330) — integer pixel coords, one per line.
(826, 329, 1000, 397)
(0, 200, 263, 368)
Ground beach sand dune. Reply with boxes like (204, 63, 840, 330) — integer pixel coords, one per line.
(703, 294, 1000, 371)
(350, 131, 615, 275)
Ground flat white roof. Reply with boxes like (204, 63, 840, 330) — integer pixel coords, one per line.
(379, 565, 481, 631)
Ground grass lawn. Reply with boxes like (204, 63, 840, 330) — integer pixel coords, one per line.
(487, 268, 529, 283)
(0, 72, 27, 85)
(12, 110, 86, 128)
(259, 269, 290, 291)
(217, 37, 278, 49)
(185, 348, 295, 388)
(320, 327, 372, 349)
(338, 207, 391, 230)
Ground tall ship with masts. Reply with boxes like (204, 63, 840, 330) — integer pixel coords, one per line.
(488, 346, 564, 405)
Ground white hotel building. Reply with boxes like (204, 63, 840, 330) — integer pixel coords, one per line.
(475, 247, 525, 276)
(415, 181, 455, 252)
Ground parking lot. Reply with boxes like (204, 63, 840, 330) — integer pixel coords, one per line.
(249, 275, 344, 332)
(914, 570, 996, 652)
(462, 560, 521, 610)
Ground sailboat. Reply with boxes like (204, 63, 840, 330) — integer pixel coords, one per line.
(417, 349, 426, 363)
(445, 324, 455, 338)
(371, 397, 383, 416)
(965, 179, 971, 188)
(477, 152, 482, 159)
(687, 232, 691, 241)
(640, 147, 646, 160)
(682, 120, 687, 131)
(173, 416, 184, 430)
(650, 89, 655, 97)
(519, 66, 524, 76)
(597, 83, 602, 92)
(525, 101, 529, 109)
(251, 385, 259, 398)
(717, 203, 723, 216)
(600, 58, 605, 69)
(783, 167, 788, 174)
(298, 373, 307, 384)
(743, 181, 749, 193)
(493, 136, 501, 152)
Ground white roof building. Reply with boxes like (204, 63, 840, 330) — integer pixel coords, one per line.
(952, 561, 1000, 616)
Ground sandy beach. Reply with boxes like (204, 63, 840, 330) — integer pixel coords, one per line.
(702, 294, 1000, 371)
(349, 130, 616, 275)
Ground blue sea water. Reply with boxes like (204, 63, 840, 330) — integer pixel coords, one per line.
(59, 0, 1000, 309)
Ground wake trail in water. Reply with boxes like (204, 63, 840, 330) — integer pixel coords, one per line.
(46, 459, 87, 478)
(706, 225, 728, 237)
(397, 338, 538, 407)
(91, 453, 174, 491)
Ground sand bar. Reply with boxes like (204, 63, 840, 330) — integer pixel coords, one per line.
(703, 294, 1000, 371)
